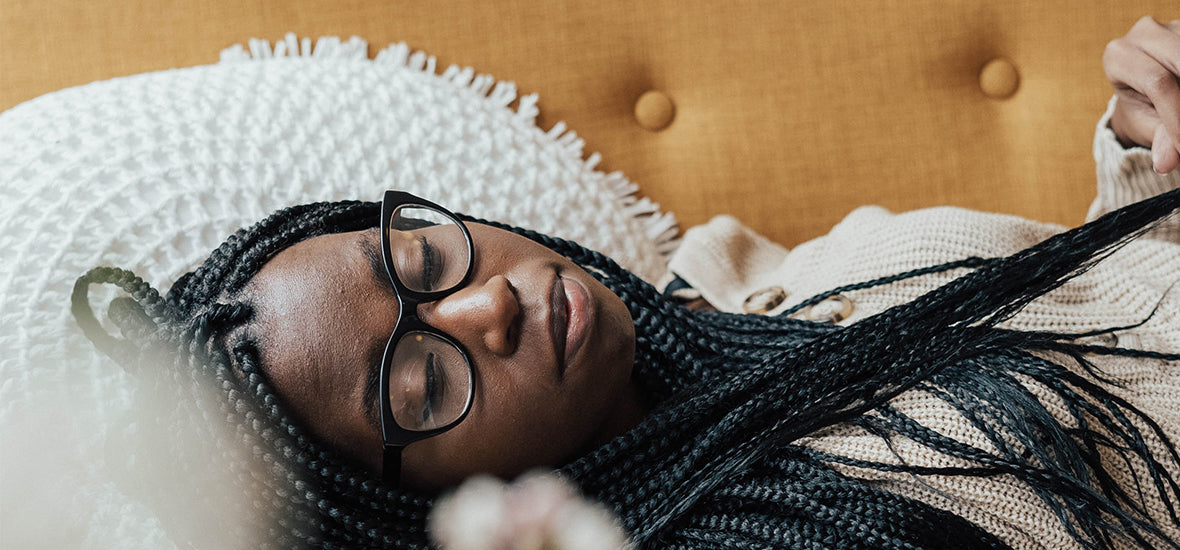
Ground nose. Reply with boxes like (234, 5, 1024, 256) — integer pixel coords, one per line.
(421, 275, 521, 357)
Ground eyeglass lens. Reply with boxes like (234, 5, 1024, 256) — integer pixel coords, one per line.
(387, 331, 471, 431)
(388, 205, 469, 293)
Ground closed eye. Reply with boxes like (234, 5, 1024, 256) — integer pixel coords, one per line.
(422, 352, 437, 423)
(419, 235, 438, 292)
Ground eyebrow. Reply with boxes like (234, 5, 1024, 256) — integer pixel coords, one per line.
(360, 228, 396, 298)
(358, 230, 394, 431)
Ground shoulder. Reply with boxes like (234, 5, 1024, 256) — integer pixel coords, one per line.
(666, 206, 1067, 315)
(818, 205, 1067, 267)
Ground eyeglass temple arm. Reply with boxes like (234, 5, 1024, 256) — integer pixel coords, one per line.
(382, 445, 402, 486)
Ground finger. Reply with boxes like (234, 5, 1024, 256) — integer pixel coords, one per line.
(1107, 42, 1169, 147)
(1105, 39, 1180, 155)
(1130, 18, 1180, 155)
(1137, 17, 1180, 70)
(1111, 95, 1162, 147)
(1152, 125, 1180, 174)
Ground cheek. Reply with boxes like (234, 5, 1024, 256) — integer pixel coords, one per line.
(398, 367, 594, 488)
(469, 370, 587, 463)
(590, 286, 637, 388)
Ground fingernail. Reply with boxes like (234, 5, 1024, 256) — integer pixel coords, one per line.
(1153, 147, 1166, 174)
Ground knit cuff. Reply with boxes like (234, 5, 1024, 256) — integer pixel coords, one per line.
(666, 215, 789, 313)
(1089, 95, 1180, 241)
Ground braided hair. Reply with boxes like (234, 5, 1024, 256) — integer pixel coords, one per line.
(72, 190, 1180, 549)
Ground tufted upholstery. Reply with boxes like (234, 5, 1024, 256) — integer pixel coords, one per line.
(2, 0, 1176, 246)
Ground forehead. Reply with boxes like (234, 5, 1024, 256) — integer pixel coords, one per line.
(243, 230, 393, 449)
(249, 231, 388, 333)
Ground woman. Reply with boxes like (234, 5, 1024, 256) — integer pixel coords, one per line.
(72, 18, 1180, 550)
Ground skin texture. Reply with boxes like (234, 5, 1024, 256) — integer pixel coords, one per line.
(1105, 17, 1180, 174)
(242, 224, 646, 490)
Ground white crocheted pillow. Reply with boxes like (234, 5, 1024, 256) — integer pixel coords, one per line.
(0, 35, 676, 548)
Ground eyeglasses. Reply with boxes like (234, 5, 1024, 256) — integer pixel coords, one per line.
(378, 190, 477, 486)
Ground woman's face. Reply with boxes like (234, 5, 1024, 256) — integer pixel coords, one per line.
(241, 222, 641, 490)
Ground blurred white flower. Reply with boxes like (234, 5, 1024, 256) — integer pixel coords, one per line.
(429, 472, 633, 550)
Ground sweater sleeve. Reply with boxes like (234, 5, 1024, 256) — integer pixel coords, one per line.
(1088, 96, 1180, 242)
(663, 215, 789, 314)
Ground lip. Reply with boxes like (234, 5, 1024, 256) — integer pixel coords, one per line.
(560, 275, 592, 374)
(549, 275, 569, 376)
(548, 273, 594, 378)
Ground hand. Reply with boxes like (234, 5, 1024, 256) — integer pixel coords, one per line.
(1103, 16, 1180, 174)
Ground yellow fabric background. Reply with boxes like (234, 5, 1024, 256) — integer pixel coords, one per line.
(2, 1, 1176, 246)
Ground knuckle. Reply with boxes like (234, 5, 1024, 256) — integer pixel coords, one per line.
(1102, 39, 1129, 74)
(1103, 38, 1126, 58)
(1142, 69, 1177, 96)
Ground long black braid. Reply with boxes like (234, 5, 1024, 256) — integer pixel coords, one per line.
(72, 189, 1180, 549)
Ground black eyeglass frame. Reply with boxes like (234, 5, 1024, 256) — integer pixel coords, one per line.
(378, 190, 477, 486)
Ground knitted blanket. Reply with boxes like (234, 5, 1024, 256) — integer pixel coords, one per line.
(0, 35, 678, 548)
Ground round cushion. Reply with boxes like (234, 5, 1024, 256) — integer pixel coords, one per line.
(0, 34, 678, 547)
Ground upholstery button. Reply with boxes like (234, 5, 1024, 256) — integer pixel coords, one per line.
(979, 58, 1019, 99)
(634, 90, 675, 131)
(743, 286, 787, 314)
(1083, 332, 1118, 355)
(803, 295, 854, 323)
(1092, 333, 1118, 347)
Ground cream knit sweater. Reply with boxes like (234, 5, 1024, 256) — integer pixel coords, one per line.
(662, 98, 1180, 549)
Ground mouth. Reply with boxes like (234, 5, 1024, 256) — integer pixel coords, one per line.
(549, 274, 568, 376)
(549, 272, 593, 378)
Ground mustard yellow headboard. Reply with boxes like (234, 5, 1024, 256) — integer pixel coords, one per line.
(2, 1, 1175, 245)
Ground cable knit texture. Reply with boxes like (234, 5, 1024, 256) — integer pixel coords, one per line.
(0, 35, 678, 548)
(665, 98, 1180, 549)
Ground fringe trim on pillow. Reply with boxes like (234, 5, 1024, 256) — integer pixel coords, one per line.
(219, 33, 682, 258)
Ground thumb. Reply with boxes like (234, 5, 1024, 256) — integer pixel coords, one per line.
(1152, 125, 1180, 174)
